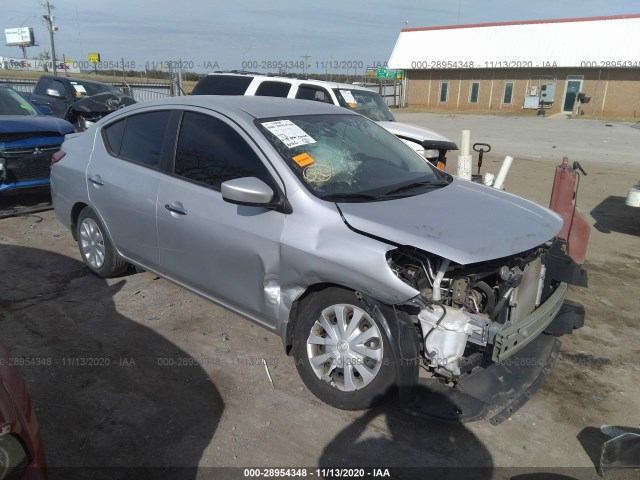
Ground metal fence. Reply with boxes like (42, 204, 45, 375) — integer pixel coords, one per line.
(0, 77, 173, 101)
(112, 82, 172, 101)
(359, 79, 403, 107)
(0, 78, 35, 94)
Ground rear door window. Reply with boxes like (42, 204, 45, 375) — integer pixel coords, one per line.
(191, 75, 254, 95)
(295, 85, 334, 104)
(103, 119, 126, 155)
(112, 111, 171, 167)
(255, 81, 292, 97)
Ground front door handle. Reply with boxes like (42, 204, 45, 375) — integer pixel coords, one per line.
(88, 175, 104, 186)
(165, 202, 187, 216)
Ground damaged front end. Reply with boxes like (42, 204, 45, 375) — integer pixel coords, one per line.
(65, 92, 136, 132)
(386, 239, 586, 424)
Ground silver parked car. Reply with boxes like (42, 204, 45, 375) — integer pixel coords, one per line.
(51, 96, 586, 422)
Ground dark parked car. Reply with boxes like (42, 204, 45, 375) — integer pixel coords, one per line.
(0, 343, 47, 479)
(0, 85, 74, 193)
(28, 76, 135, 131)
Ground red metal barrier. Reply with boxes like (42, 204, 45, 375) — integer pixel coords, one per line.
(549, 156, 590, 264)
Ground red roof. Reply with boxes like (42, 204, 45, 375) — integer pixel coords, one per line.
(401, 13, 640, 33)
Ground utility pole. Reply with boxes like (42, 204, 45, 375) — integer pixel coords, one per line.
(301, 54, 311, 78)
(42, 1, 58, 76)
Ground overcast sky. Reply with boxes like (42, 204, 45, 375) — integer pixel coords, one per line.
(2, 0, 638, 73)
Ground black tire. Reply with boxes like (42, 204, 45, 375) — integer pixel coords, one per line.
(76, 207, 129, 278)
(292, 287, 396, 410)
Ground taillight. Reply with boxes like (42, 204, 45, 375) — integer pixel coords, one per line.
(51, 150, 66, 165)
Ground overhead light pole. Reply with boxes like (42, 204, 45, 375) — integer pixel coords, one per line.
(42, 1, 58, 76)
(301, 54, 311, 78)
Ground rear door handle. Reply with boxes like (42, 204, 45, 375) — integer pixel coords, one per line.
(88, 175, 104, 186)
(164, 202, 187, 216)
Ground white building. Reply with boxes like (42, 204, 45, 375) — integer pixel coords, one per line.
(388, 14, 640, 117)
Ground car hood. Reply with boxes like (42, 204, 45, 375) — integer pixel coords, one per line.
(338, 178, 563, 265)
(69, 92, 136, 114)
(0, 115, 74, 139)
(378, 121, 455, 146)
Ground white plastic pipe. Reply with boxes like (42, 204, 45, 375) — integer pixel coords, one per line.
(456, 155, 472, 180)
(626, 182, 640, 207)
(483, 172, 495, 186)
(460, 129, 471, 156)
(431, 259, 450, 302)
(493, 155, 513, 190)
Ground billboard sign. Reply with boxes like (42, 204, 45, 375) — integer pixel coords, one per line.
(5, 27, 35, 46)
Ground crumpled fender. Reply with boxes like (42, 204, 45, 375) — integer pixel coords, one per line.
(355, 292, 420, 404)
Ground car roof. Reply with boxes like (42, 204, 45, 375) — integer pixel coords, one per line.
(127, 95, 356, 119)
(204, 72, 370, 92)
(41, 75, 113, 86)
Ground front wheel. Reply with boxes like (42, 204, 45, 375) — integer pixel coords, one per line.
(292, 288, 396, 410)
(76, 207, 129, 278)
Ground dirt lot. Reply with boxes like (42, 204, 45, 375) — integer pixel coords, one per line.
(1, 113, 639, 479)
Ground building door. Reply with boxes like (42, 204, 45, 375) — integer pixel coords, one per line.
(562, 76, 583, 113)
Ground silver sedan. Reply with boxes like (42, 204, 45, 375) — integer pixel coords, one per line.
(51, 96, 586, 420)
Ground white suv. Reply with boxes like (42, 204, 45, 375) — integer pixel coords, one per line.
(192, 73, 457, 166)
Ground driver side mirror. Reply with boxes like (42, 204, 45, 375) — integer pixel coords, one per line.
(221, 177, 274, 206)
(46, 88, 63, 98)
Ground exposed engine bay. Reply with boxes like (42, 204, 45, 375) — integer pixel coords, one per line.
(388, 240, 586, 379)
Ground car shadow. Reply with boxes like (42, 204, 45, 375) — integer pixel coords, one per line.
(0, 187, 52, 219)
(0, 244, 224, 480)
(590, 195, 640, 237)
(318, 385, 493, 480)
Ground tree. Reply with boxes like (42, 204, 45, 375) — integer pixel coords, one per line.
(35, 51, 51, 61)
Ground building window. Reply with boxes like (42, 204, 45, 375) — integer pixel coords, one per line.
(439, 82, 449, 102)
(503, 82, 514, 104)
(469, 82, 480, 103)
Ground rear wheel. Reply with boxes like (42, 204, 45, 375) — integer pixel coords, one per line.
(292, 287, 396, 410)
(76, 207, 128, 278)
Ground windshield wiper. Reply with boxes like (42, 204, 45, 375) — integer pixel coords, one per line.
(381, 180, 448, 196)
(322, 193, 382, 202)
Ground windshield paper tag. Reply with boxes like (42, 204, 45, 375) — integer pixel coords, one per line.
(292, 153, 314, 167)
(339, 90, 356, 105)
(262, 120, 316, 148)
(72, 84, 87, 93)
